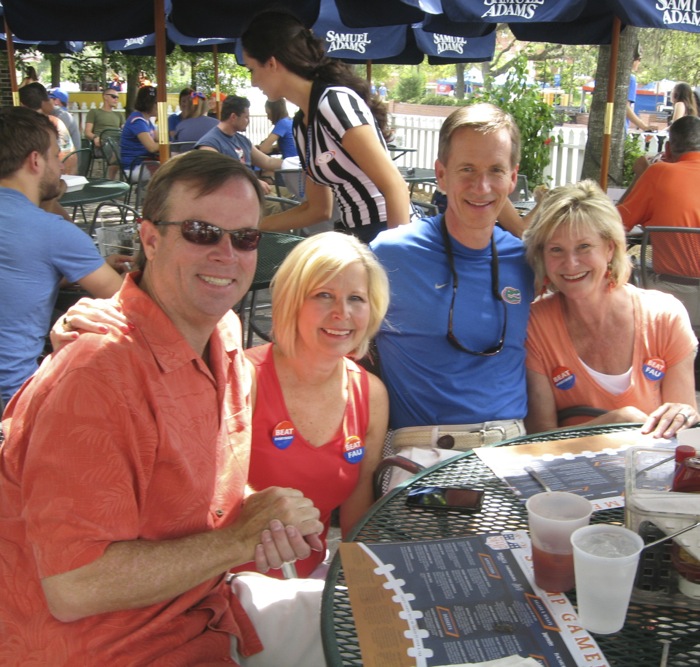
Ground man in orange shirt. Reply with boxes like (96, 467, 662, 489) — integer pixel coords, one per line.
(618, 115, 700, 338)
(0, 151, 325, 666)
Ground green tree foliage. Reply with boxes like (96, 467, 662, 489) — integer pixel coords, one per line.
(638, 28, 700, 87)
(623, 133, 646, 187)
(395, 70, 426, 103)
(476, 55, 559, 187)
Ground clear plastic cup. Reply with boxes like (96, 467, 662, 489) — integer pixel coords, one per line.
(571, 524, 644, 634)
(526, 491, 592, 592)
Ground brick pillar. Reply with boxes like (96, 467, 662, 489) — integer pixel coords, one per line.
(0, 52, 13, 108)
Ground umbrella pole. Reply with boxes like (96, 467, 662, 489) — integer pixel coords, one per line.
(213, 45, 220, 119)
(600, 16, 622, 191)
(154, 0, 170, 163)
(366, 60, 372, 85)
(4, 18, 19, 106)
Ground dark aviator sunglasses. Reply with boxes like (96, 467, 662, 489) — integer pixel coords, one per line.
(154, 220, 262, 251)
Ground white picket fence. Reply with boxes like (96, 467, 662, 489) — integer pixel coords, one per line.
(248, 113, 664, 190)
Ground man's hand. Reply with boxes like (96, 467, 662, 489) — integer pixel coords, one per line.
(254, 520, 324, 573)
(231, 487, 323, 570)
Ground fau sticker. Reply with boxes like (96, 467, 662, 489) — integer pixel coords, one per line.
(552, 365, 576, 391)
(272, 420, 295, 449)
(343, 435, 365, 464)
(643, 358, 666, 382)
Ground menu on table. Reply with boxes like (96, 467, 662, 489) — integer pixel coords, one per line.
(474, 430, 669, 510)
(340, 530, 608, 667)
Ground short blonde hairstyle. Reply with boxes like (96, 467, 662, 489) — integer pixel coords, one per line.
(271, 232, 389, 359)
(523, 180, 631, 293)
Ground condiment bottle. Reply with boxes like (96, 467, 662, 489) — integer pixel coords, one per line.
(671, 457, 700, 598)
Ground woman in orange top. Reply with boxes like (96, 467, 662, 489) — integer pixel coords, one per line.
(523, 180, 698, 436)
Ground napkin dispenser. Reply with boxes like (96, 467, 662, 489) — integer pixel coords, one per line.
(625, 446, 700, 608)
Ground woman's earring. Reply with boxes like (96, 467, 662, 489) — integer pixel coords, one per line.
(540, 275, 550, 297)
(605, 262, 614, 290)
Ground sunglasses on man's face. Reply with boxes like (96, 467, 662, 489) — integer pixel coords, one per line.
(154, 220, 262, 251)
(105, 93, 119, 99)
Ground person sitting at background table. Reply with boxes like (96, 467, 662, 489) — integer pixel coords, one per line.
(195, 95, 282, 197)
(617, 115, 700, 341)
(52, 231, 390, 579)
(258, 98, 298, 160)
(84, 83, 125, 181)
(0, 107, 124, 407)
(172, 90, 218, 152)
(167, 87, 193, 140)
(241, 10, 411, 244)
(523, 179, 698, 437)
(667, 82, 699, 126)
(120, 85, 159, 183)
(18, 65, 39, 89)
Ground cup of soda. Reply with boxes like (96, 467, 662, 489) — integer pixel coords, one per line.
(526, 491, 592, 592)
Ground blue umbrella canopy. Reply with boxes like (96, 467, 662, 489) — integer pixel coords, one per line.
(311, 0, 495, 65)
(3, 0, 153, 41)
(612, 0, 700, 33)
(170, 0, 322, 38)
(0, 34, 84, 53)
(105, 0, 237, 55)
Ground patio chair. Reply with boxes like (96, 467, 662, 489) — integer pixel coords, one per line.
(639, 226, 700, 288)
(89, 201, 141, 262)
(236, 230, 305, 348)
(61, 147, 93, 223)
(93, 128, 122, 177)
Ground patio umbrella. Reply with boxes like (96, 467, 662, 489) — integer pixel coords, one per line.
(311, 0, 495, 66)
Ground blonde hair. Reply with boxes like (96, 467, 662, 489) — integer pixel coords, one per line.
(523, 180, 631, 293)
(271, 232, 389, 359)
(181, 92, 208, 120)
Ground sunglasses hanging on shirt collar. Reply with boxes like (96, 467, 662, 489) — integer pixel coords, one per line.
(440, 216, 507, 356)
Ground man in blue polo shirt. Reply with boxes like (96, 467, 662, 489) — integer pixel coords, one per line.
(371, 104, 534, 449)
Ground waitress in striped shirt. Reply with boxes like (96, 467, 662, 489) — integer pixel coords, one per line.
(241, 11, 411, 243)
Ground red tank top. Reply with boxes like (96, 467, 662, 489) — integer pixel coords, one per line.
(241, 344, 370, 578)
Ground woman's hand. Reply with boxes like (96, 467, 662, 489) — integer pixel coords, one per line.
(641, 403, 699, 439)
(50, 298, 130, 352)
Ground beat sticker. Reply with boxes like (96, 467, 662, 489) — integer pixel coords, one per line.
(552, 366, 576, 391)
(343, 435, 365, 464)
(272, 420, 295, 450)
(643, 358, 666, 382)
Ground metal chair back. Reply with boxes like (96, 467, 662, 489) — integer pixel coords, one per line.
(639, 225, 700, 288)
(62, 148, 92, 177)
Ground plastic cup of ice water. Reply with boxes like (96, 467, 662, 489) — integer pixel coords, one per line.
(571, 524, 644, 634)
(526, 492, 592, 592)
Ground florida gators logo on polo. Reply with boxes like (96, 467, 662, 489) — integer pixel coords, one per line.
(342, 435, 365, 464)
(642, 358, 666, 382)
(272, 420, 295, 449)
(501, 286, 522, 305)
(552, 366, 576, 390)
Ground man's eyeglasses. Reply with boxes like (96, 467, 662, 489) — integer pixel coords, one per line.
(440, 218, 507, 356)
(105, 93, 119, 99)
(154, 220, 262, 251)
